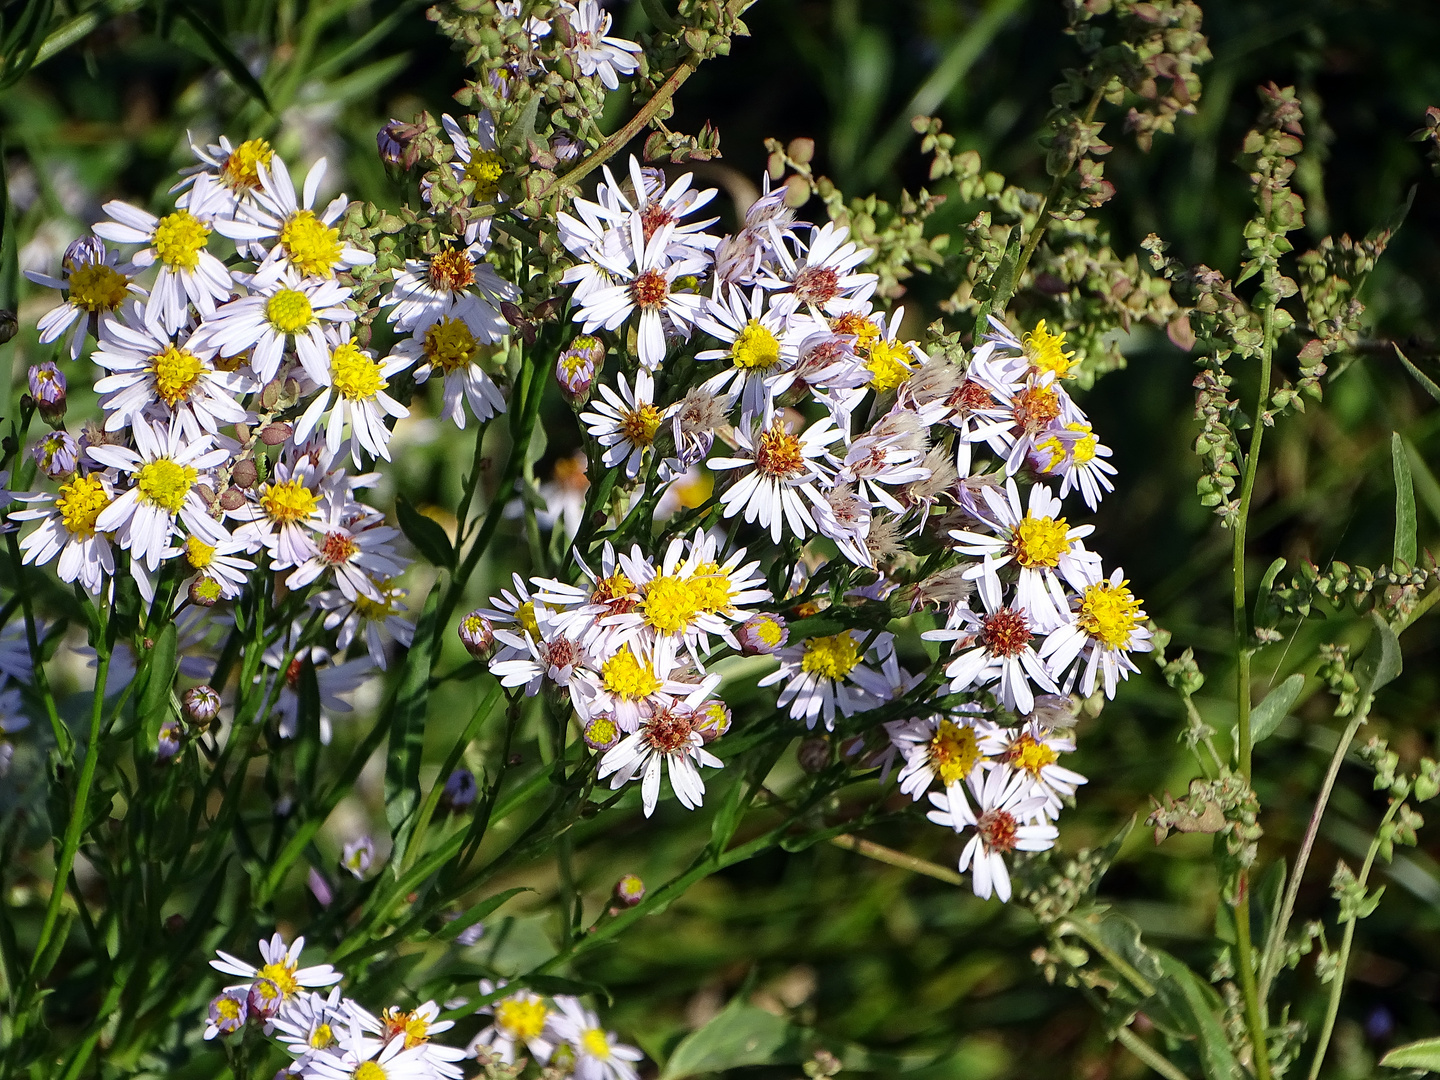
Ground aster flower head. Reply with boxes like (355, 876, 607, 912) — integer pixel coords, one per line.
(470, 981, 554, 1065)
(710, 411, 843, 543)
(210, 933, 343, 1005)
(580, 370, 666, 480)
(1040, 565, 1153, 699)
(761, 220, 878, 316)
(926, 765, 1058, 902)
(695, 282, 799, 418)
(294, 335, 413, 463)
(383, 224, 518, 340)
(388, 308, 508, 429)
(981, 721, 1088, 818)
(758, 629, 896, 731)
(548, 995, 644, 1080)
(598, 700, 724, 818)
(317, 578, 416, 670)
(196, 267, 357, 384)
(12, 467, 118, 596)
(885, 710, 994, 800)
(25, 238, 143, 359)
(557, 0, 642, 90)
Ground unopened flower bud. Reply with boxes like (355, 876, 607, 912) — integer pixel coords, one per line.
(614, 873, 645, 906)
(582, 714, 621, 752)
(232, 458, 260, 489)
(797, 736, 830, 774)
(341, 835, 375, 879)
(377, 119, 409, 166)
(442, 768, 478, 812)
(32, 431, 79, 479)
(63, 235, 106, 270)
(458, 610, 495, 658)
(556, 335, 604, 403)
(190, 576, 223, 607)
(165, 912, 186, 933)
(28, 363, 66, 421)
(157, 719, 183, 761)
(184, 684, 221, 723)
(208, 990, 248, 1036)
(693, 700, 731, 744)
(260, 422, 291, 446)
(738, 612, 789, 656)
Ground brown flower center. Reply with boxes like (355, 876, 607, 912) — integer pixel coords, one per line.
(1013, 385, 1061, 433)
(428, 249, 475, 292)
(976, 808, 1019, 852)
(754, 424, 806, 479)
(640, 202, 675, 242)
(979, 607, 1031, 658)
(643, 705, 696, 753)
(792, 265, 840, 306)
(629, 268, 669, 309)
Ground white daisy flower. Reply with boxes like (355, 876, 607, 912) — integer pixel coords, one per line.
(570, 217, 708, 371)
(579, 370, 665, 480)
(926, 765, 1058, 902)
(441, 112, 507, 215)
(304, 1021, 434, 1080)
(316, 578, 415, 670)
(557, 0, 642, 90)
(387, 309, 508, 429)
(981, 722, 1088, 819)
(591, 156, 720, 258)
(761, 220, 877, 315)
(577, 643, 720, 734)
(758, 629, 895, 731)
(949, 478, 1100, 626)
(382, 225, 517, 340)
(168, 532, 255, 605)
(532, 542, 640, 653)
(489, 604, 591, 709)
(12, 472, 117, 595)
(347, 1000, 465, 1078)
(884, 711, 994, 800)
(210, 933, 342, 1004)
(694, 282, 798, 418)
(469, 981, 554, 1064)
(285, 502, 405, 602)
(196, 268, 356, 384)
(87, 420, 229, 573)
(272, 987, 348, 1067)
(24, 238, 142, 359)
(294, 336, 412, 462)
(481, 571, 548, 661)
(1039, 565, 1153, 699)
(91, 313, 251, 439)
(598, 700, 723, 818)
(91, 200, 233, 335)
(710, 412, 842, 543)
(1031, 418, 1117, 510)
(214, 156, 374, 285)
(606, 534, 745, 668)
(923, 557, 1061, 716)
(835, 414, 933, 515)
(172, 135, 276, 217)
(231, 458, 327, 570)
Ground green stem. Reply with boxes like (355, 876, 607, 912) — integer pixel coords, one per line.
(1305, 798, 1403, 1080)
(1117, 1025, 1192, 1080)
(554, 60, 698, 192)
(827, 833, 964, 886)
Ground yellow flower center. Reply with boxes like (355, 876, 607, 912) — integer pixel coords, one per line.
(56, 474, 110, 538)
(495, 997, 549, 1040)
(67, 262, 130, 312)
(214, 996, 243, 1023)
(193, 577, 223, 604)
(309, 1023, 335, 1049)
(688, 561, 732, 613)
(1068, 423, 1098, 463)
(642, 573, 701, 634)
(1012, 513, 1071, 569)
(148, 344, 206, 407)
(266, 289, 314, 334)
(1008, 732, 1059, 776)
(929, 719, 981, 787)
(585, 715, 619, 747)
(220, 138, 273, 192)
(256, 959, 300, 998)
(800, 634, 861, 680)
(601, 646, 661, 700)
(1022, 319, 1076, 379)
(279, 209, 344, 278)
(464, 150, 506, 200)
(751, 614, 786, 648)
(581, 1028, 612, 1059)
(353, 1063, 387, 1080)
(423, 316, 480, 373)
(382, 1007, 431, 1048)
(516, 600, 539, 640)
(259, 478, 319, 525)
(136, 459, 198, 513)
(731, 319, 781, 371)
(184, 536, 216, 569)
(618, 402, 662, 448)
(864, 339, 914, 392)
(831, 311, 880, 351)
(355, 588, 402, 622)
(330, 342, 386, 400)
(152, 210, 210, 271)
(1077, 579, 1143, 650)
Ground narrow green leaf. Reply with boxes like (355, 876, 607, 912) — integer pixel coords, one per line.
(1152, 954, 1244, 1080)
(1404, 436, 1440, 529)
(294, 658, 322, 793)
(661, 998, 806, 1079)
(435, 885, 531, 941)
(1393, 431, 1418, 567)
(1250, 673, 1304, 745)
(1382, 1037, 1440, 1071)
(171, 1, 273, 112)
(136, 623, 178, 745)
(1252, 556, 1286, 629)
(1258, 857, 1288, 960)
(385, 591, 440, 863)
(1396, 345, 1440, 406)
(639, 0, 681, 34)
(396, 495, 456, 569)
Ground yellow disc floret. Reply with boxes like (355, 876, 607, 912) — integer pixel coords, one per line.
(67, 262, 130, 312)
(330, 342, 386, 400)
(353, 1062, 388, 1080)
(266, 289, 314, 334)
(618, 402, 662, 448)
(220, 138, 273, 192)
(184, 537, 216, 569)
(151, 210, 210, 271)
(800, 634, 861, 680)
(687, 561, 732, 613)
(423, 316, 480, 374)
(642, 573, 702, 634)
(259, 478, 319, 525)
(309, 1023, 335, 1049)
(1022, 320, 1076, 379)
(137, 459, 198, 513)
(56, 474, 110, 537)
(355, 589, 403, 623)
(495, 998, 549, 1039)
(464, 150, 506, 200)
(279, 209, 344, 278)
(256, 959, 300, 997)
(581, 1028, 612, 1059)
(731, 319, 781, 371)
(1012, 513, 1071, 569)
(864, 339, 914, 392)
(1077, 579, 1143, 650)
(601, 646, 661, 700)
(1009, 732, 1059, 776)
(516, 601, 540, 640)
(929, 719, 981, 787)
(148, 344, 206, 407)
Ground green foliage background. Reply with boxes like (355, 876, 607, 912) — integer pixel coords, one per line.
(5, 0, 1440, 1075)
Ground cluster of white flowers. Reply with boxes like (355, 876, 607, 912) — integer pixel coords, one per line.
(207, 936, 640, 1080)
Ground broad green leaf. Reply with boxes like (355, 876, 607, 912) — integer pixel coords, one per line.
(1393, 432, 1418, 567)
(1250, 673, 1304, 745)
(1151, 954, 1244, 1080)
(396, 495, 456, 569)
(1382, 1037, 1440, 1071)
(661, 999, 806, 1079)
(1354, 610, 1403, 701)
(385, 591, 441, 863)
(435, 886, 531, 941)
